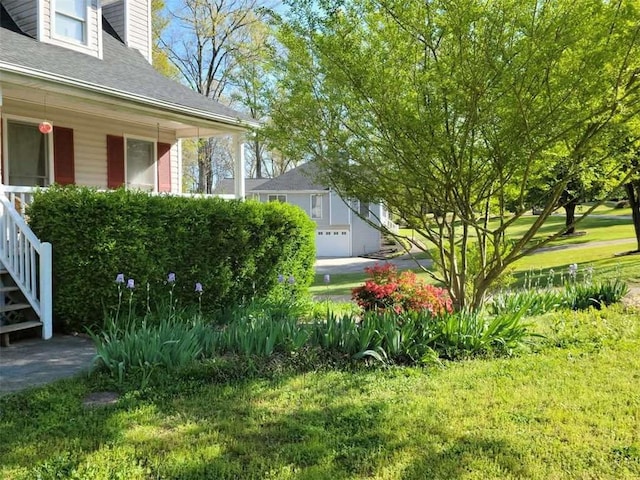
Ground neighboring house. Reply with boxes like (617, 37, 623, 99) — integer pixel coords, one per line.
(0, 0, 254, 343)
(214, 163, 399, 257)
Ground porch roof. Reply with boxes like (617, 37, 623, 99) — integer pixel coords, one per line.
(0, 12, 257, 134)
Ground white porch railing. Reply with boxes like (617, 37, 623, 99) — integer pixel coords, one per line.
(0, 185, 36, 217)
(0, 193, 52, 340)
(382, 217, 400, 234)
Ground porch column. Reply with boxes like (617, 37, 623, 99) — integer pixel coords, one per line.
(233, 134, 245, 200)
(0, 84, 3, 183)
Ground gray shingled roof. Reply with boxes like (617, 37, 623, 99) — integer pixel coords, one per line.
(0, 13, 253, 127)
(212, 178, 270, 195)
(252, 163, 329, 192)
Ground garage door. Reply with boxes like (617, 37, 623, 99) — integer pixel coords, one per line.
(316, 229, 350, 257)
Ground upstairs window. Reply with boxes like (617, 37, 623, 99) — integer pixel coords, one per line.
(311, 194, 323, 219)
(54, 0, 88, 43)
(359, 201, 371, 219)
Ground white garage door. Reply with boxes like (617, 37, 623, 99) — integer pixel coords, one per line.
(316, 229, 350, 257)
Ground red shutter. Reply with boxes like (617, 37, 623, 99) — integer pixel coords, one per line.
(106, 135, 125, 189)
(157, 142, 172, 192)
(53, 126, 75, 185)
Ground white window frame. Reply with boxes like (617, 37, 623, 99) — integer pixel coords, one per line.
(268, 194, 287, 203)
(310, 194, 323, 219)
(358, 200, 371, 219)
(1, 114, 54, 187)
(124, 135, 157, 192)
(52, 0, 89, 45)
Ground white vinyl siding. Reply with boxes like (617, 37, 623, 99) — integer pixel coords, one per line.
(2, 100, 179, 192)
(127, 0, 151, 62)
(2, 0, 39, 37)
(102, 0, 151, 62)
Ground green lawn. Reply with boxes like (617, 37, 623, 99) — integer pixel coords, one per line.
(1, 307, 639, 479)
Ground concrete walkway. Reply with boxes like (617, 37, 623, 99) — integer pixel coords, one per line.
(315, 253, 432, 275)
(0, 335, 96, 395)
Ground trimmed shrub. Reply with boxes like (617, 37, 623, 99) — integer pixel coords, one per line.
(351, 263, 452, 315)
(27, 186, 315, 332)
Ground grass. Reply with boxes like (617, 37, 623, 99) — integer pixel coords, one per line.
(512, 242, 640, 287)
(1, 306, 639, 479)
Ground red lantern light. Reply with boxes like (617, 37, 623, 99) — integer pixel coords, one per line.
(38, 121, 52, 134)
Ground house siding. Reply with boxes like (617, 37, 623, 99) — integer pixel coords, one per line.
(101, 0, 151, 62)
(2, 0, 39, 37)
(2, 100, 178, 191)
(351, 205, 383, 256)
(330, 191, 350, 225)
(127, 0, 151, 62)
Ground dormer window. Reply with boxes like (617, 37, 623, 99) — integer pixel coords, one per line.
(54, 0, 88, 44)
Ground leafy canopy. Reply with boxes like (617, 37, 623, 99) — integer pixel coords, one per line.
(266, 0, 640, 309)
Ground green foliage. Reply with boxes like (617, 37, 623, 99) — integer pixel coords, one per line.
(490, 290, 567, 317)
(434, 307, 534, 359)
(5, 306, 640, 479)
(268, 0, 640, 310)
(490, 279, 629, 316)
(566, 279, 629, 310)
(26, 186, 315, 332)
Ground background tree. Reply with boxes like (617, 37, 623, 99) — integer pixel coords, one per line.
(265, 0, 640, 309)
(159, 0, 271, 192)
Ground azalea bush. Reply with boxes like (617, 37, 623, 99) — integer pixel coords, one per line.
(351, 264, 453, 315)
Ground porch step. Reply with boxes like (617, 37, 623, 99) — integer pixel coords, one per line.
(0, 286, 20, 294)
(0, 302, 31, 313)
(0, 320, 42, 347)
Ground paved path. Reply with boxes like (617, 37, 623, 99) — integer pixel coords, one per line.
(0, 335, 96, 395)
(315, 253, 432, 275)
(533, 237, 638, 254)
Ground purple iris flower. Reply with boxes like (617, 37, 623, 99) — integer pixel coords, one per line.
(324, 274, 331, 284)
(278, 274, 285, 283)
(195, 282, 203, 293)
(127, 278, 135, 289)
(115, 273, 125, 284)
(288, 275, 295, 285)
(168, 272, 176, 283)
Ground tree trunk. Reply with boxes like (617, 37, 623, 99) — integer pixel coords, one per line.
(625, 181, 640, 252)
(255, 138, 262, 178)
(563, 200, 578, 235)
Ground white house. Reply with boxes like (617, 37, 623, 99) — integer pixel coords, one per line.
(214, 163, 399, 257)
(0, 0, 254, 344)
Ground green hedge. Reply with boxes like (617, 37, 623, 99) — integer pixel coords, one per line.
(27, 186, 316, 332)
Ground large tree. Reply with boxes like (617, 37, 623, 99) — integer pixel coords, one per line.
(159, 0, 272, 192)
(266, 0, 640, 309)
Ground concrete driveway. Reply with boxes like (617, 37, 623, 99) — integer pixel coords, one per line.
(315, 254, 432, 275)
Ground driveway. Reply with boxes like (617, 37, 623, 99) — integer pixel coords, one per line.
(315, 254, 432, 275)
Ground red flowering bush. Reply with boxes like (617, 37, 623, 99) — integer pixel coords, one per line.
(352, 263, 453, 316)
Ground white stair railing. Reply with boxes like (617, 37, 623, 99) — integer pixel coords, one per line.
(0, 194, 52, 340)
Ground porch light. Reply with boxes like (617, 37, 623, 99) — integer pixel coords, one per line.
(38, 121, 53, 134)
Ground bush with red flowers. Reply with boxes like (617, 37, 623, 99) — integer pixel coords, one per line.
(352, 263, 453, 315)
